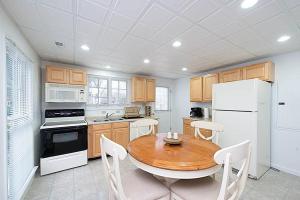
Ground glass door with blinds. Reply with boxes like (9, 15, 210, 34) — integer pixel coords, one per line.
(6, 38, 34, 200)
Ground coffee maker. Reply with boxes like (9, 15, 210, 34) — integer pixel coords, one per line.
(190, 107, 203, 118)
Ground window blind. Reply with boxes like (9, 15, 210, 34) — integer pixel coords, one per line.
(6, 38, 34, 200)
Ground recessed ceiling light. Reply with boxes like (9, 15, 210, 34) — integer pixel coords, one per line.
(277, 35, 291, 42)
(172, 41, 182, 48)
(241, 0, 258, 9)
(182, 67, 188, 71)
(144, 59, 150, 64)
(105, 65, 111, 69)
(81, 44, 90, 51)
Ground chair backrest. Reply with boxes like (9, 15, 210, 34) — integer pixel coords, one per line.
(131, 118, 158, 137)
(100, 134, 128, 200)
(191, 121, 224, 144)
(214, 140, 251, 200)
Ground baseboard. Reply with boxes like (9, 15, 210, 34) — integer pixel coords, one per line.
(271, 163, 300, 177)
(18, 166, 38, 200)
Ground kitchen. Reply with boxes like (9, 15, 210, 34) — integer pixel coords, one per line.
(1, 0, 300, 200)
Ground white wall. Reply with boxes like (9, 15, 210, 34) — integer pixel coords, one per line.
(41, 61, 175, 133)
(0, 3, 41, 199)
(171, 50, 300, 176)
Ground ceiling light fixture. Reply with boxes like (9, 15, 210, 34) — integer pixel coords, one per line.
(81, 44, 90, 51)
(144, 59, 150, 64)
(105, 65, 111, 69)
(241, 0, 258, 9)
(172, 41, 182, 48)
(182, 67, 188, 71)
(277, 35, 291, 42)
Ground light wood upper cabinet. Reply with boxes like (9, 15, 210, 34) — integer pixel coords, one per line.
(219, 68, 242, 83)
(69, 69, 87, 85)
(131, 77, 156, 102)
(242, 61, 274, 82)
(190, 77, 203, 102)
(132, 77, 146, 102)
(146, 79, 156, 102)
(202, 74, 218, 102)
(46, 65, 87, 85)
(46, 66, 69, 84)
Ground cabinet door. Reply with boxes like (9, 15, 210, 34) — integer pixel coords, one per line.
(69, 69, 87, 85)
(190, 77, 203, 102)
(46, 66, 69, 84)
(203, 74, 218, 102)
(219, 68, 242, 83)
(131, 77, 146, 102)
(93, 130, 111, 157)
(113, 128, 129, 149)
(243, 62, 274, 82)
(146, 79, 156, 102)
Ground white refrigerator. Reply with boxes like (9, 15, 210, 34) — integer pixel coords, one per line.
(212, 79, 271, 179)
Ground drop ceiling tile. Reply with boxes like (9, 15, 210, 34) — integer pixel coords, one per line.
(159, 17, 193, 38)
(37, 4, 74, 38)
(182, 0, 221, 22)
(291, 6, 300, 21)
(89, 0, 113, 7)
(225, 28, 262, 45)
(115, 0, 150, 19)
(156, 0, 193, 12)
(108, 12, 135, 32)
(131, 23, 158, 40)
(252, 14, 299, 42)
(2, 0, 43, 31)
(140, 4, 174, 30)
(150, 31, 174, 46)
(199, 8, 246, 37)
(39, 0, 73, 12)
(242, 1, 283, 25)
(78, 0, 108, 24)
(76, 17, 102, 40)
(97, 27, 126, 49)
(282, 0, 300, 8)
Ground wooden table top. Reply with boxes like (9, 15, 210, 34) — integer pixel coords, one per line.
(127, 134, 221, 171)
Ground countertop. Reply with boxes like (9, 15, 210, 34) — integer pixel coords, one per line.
(86, 115, 159, 125)
(183, 116, 212, 122)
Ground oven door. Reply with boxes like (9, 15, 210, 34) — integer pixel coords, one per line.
(41, 125, 87, 158)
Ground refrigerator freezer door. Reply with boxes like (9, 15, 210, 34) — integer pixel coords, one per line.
(213, 110, 258, 178)
(212, 79, 258, 112)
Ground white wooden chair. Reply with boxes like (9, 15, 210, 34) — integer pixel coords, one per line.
(100, 134, 170, 200)
(131, 118, 158, 137)
(191, 121, 224, 145)
(170, 140, 251, 200)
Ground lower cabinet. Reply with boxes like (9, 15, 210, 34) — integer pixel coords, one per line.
(183, 119, 212, 138)
(88, 122, 129, 158)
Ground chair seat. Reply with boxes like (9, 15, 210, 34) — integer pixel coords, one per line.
(123, 169, 170, 200)
(170, 177, 221, 200)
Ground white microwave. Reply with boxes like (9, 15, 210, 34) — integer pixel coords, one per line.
(45, 83, 87, 103)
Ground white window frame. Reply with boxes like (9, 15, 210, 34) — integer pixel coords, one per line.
(87, 75, 129, 106)
(110, 78, 128, 105)
(87, 75, 109, 106)
(155, 86, 170, 111)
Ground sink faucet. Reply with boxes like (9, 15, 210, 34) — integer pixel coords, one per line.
(105, 113, 115, 119)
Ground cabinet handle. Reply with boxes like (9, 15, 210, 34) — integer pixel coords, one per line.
(278, 102, 285, 105)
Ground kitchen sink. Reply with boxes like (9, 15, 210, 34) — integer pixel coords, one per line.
(93, 118, 125, 122)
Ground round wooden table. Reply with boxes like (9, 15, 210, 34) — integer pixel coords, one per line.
(127, 133, 221, 179)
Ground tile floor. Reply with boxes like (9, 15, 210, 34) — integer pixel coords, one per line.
(24, 158, 300, 200)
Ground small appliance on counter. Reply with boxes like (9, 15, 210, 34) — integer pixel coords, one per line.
(40, 109, 88, 176)
(123, 106, 142, 119)
(145, 105, 152, 117)
(190, 107, 203, 118)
